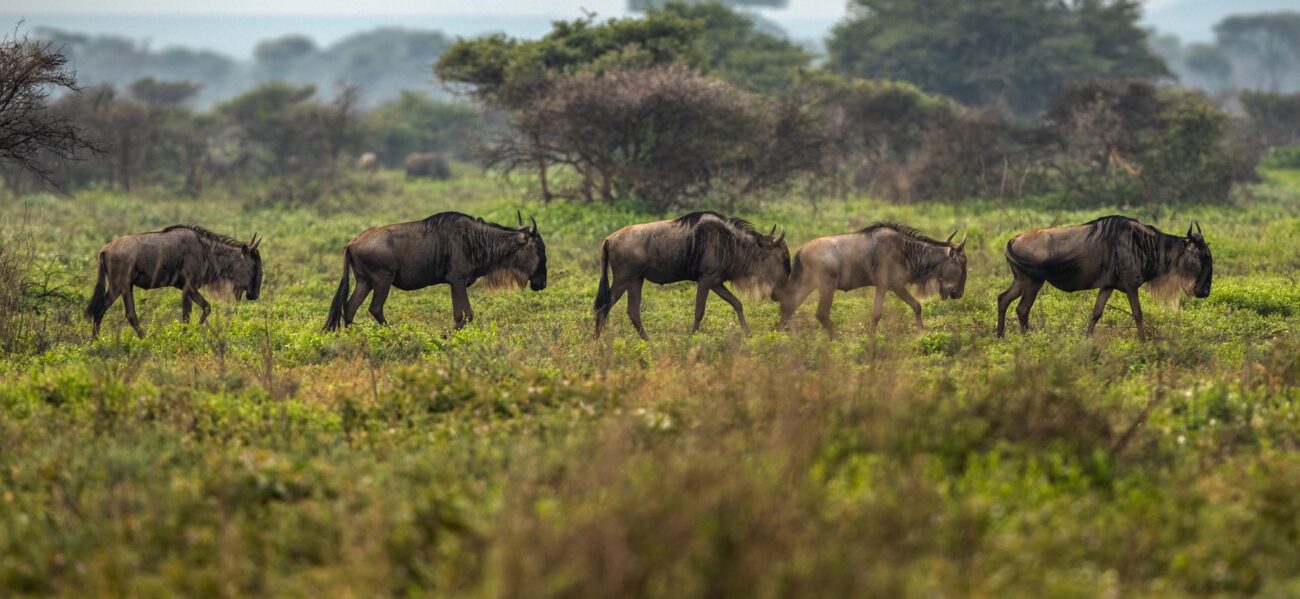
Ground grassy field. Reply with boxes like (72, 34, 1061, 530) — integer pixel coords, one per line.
(4, 169, 1300, 596)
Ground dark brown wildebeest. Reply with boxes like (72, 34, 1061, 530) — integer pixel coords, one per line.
(324, 211, 546, 331)
(403, 152, 451, 180)
(778, 223, 967, 338)
(84, 226, 263, 339)
(593, 211, 790, 340)
(996, 216, 1213, 341)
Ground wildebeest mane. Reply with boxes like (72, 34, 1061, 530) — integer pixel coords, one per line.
(859, 222, 950, 247)
(419, 211, 540, 288)
(420, 211, 519, 234)
(163, 224, 246, 249)
(1083, 215, 1181, 281)
(675, 211, 777, 280)
(674, 211, 768, 243)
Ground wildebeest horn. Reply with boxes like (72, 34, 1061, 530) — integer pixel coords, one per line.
(249, 234, 261, 251)
(1187, 221, 1194, 237)
(530, 215, 538, 234)
(1195, 221, 1202, 235)
(955, 232, 967, 251)
(776, 226, 785, 243)
(517, 210, 524, 228)
(946, 230, 957, 244)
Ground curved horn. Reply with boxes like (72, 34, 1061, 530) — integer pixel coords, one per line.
(517, 210, 524, 228)
(530, 215, 538, 234)
(955, 232, 967, 251)
(249, 234, 262, 251)
(946, 230, 957, 244)
(1187, 221, 1194, 237)
(776, 226, 785, 243)
(1195, 221, 1202, 235)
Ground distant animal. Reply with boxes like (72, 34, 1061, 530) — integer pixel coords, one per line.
(357, 152, 379, 171)
(403, 152, 451, 180)
(996, 216, 1213, 341)
(324, 211, 546, 331)
(84, 226, 263, 339)
(594, 211, 790, 340)
(778, 223, 966, 337)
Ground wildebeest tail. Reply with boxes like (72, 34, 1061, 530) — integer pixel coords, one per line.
(593, 240, 611, 314)
(84, 252, 109, 320)
(324, 248, 352, 332)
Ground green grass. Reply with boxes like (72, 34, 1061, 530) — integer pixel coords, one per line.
(3, 170, 1300, 596)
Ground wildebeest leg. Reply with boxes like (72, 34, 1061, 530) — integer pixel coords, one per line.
(182, 293, 192, 323)
(712, 284, 748, 335)
(1125, 289, 1146, 342)
(691, 283, 710, 333)
(450, 283, 472, 329)
(1016, 281, 1044, 332)
(595, 284, 627, 338)
(869, 286, 887, 335)
(91, 288, 121, 340)
(122, 286, 145, 338)
(778, 283, 814, 331)
(343, 279, 372, 327)
(815, 287, 835, 338)
(368, 276, 394, 325)
(996, 280, 1023, 338)
(893, 286, 925, 331)
(1086, 288, 1113, 336)
(626, 278, 648, 341)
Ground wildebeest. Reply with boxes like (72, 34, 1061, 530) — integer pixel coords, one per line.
(778, 223, 967, 337)
(593, 211, 790, 340)
(996, 216, 1213, 341)
(324, 211, 547, 331)
(403, 152, 451, 180)
(84, 226, 263, 339)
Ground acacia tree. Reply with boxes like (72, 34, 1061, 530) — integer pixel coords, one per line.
(0, 31, 100, 184)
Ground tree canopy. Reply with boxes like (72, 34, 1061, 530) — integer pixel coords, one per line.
(826, 0, 1168, 115)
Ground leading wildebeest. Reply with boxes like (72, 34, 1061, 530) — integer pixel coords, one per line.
(593, 211, 790, 340)
(778, 223, 967, 337)
(996, 216, 1212, 341)
(84, 225, 263, 339)
(324, 211, 547, 331)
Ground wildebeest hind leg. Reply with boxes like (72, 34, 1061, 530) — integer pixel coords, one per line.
(691, 283, 710, 333)
(595, 284, 627, 338)
(1125, 289, 1146, 342)
(122, 286, 145, 338)
(343, 280, 372, 327)
(626, 279, 648, 341)
(996, 280, 1024, 338)
(1087, 288, 1113, 336)
(712, 284, 747, 335)
(1016, 281, 1044, 332)
(368, 277, 393, 325)
(870, 287, 887, 335)
(814, 287, 835, 338)
(91, 288, 121, 340)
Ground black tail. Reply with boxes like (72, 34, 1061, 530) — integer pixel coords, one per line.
(84, 252, 109, 320)
(593, 240, 611, 316)
(324, 248, 352, 331)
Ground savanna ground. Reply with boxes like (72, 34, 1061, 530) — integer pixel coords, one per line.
(4, 168, 1300, 597)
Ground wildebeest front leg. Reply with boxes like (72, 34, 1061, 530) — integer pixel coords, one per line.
(1125, 288, 1146, 342)
(1087, 288, 1113, 336)
(691, 283, 710, 333)
(122, 286, 145, 338)
(182, 287, 212, 324)
(450, 283, 472, 329)
(712, 284, 748, 335)
(893, 286, 925, 331)
(626, 279, 648, 341)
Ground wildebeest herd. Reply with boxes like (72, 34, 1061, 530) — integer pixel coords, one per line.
(83, 210, 1214, 341)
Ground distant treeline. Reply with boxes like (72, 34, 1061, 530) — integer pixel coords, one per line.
(1153, 12, 1300, 94)
(34, 27, 454, 108)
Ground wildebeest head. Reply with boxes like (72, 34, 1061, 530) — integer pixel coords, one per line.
(739, 225, 790, 302)
(514, 212, 547, 291)
(232, 234, 263, 300)
(1179, 221, 1212, 298)
(937, 230, 968, 300)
